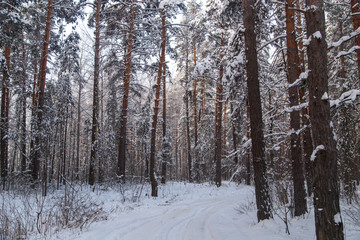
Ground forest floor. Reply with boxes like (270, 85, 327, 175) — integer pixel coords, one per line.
(39, 181, 360, 240)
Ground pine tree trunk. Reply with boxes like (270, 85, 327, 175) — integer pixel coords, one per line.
(149, 9, 166, 196)
(296, 0, 313, 196)
(118, 0, 135, 182)
(245, 105, 251, 185)
(243, 0, 272, 221)
(305, 1, 344, 239)
(76, 83, 81, 180)
(161, 62, 167, 184)
(89, 0, 101, 186)
(230, 99, 239, 165)
(30, 0, 53, 183)
(20, 33, 27, 173)
(214, 36, 224, 187)
(285, 0, 307, 216)
(192, 41, 199, 182)
(351, 0, 360, 81)
(184, 37, 192, 183)
(1, 39, 11, 187)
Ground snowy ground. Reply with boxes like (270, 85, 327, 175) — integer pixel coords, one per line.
(31, 182, 359, 240)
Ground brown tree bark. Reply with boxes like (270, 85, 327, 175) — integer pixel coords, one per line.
(243, 0, 272, 221)
(30, 0, 53, 182)
(21, 33, 27, 173)
(89, 0, 101, 186)
(149, 9, 166, 196)
(296, 0, 313, 196)
(245, 105, 251, 185)
(192, 41, 200, 182)
(351, 0, 360, 81)
(161, 62, 167, 184)
(118, 0, 135, 182)
(76, 82, 82, 180)
(214, 36, 224, 187)
(184, 38, 192, 183)
(1, 35, 11, 187)
(305, 0, 344, 239)
(230, 99, 239, 165)
(285, 0, 307, 216)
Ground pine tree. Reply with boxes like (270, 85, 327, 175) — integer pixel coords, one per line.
(304, 0, 344, 239)
(243, 0, 272, 222)
(89, 0, 101, 186)
(285, 0, 307, 216)
(118, 0, 136, 183)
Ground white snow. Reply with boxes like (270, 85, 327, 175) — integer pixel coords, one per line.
(304, 31, 322, 46)
(1, 182, 356, 240)
(303, 35, 312, 46)
(159, 0, 182, 9)
(328, 27, 360, 48)
(334, 213, 342, 224)
(288, 70, 310, 88)
(310, 145, 325, 161)
(330, 89, 360, 107)
(335, 46, 360, 59)
(321, 92, 328, 100)
(313, 31, 322, 39)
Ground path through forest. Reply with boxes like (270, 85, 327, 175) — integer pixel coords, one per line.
(50, 183, 329, 240)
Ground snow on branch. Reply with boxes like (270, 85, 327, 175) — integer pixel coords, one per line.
(328, 27, 360, 49)
(257, 34, 286, 52)
(284, 102, 308, 113)
(311, 145, 325, 161)
(304, 31, 322, 46)
(288, 70, 310, 88)
(159, 0, 183, 9)
(334, 46, 360, 59)
(330, 89, 360, 107)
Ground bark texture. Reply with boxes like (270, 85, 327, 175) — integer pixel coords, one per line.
(305, 0, 344, 239)
(214, 36, 224, 187)
(89, 0, 101, 186)
(118, 0, 135, 182)
(149, 9, 166, 196)
(1, 38, 10, 187)
(243, 0, 272, 221)
(31, 0, 53, 182)
(351, 0, 360, 81)
(285, 0, 307, 216)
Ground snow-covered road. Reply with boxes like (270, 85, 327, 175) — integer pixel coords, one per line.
(102, 197, 246, 240)
(67, 187, 252, 240)
(56, 183, 295, 240)
(48, 182, 360, 240)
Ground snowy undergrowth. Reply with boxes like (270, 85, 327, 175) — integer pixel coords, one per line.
(1, 182, 360, 240)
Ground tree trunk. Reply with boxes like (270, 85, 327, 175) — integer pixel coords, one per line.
(149, 9, 166, 197)
(118, 0, 135, 182)
(296, 0, 313, 196)
(30, 0, 53, 183)
(351, 0, 360, 81)
(304, 0, 344, 239)
(192, 41, 199, 182)
(21, 33, 27, 173)
(1, 38, 11, 187)
(185, 42, 192, 183)
(89, 0, 101, 186)
(76, 83, 82, 180)
(245, 105, 251, 185)
(285, 0, 307, 216)
(230, 99, 239, 165)
(243, 0, 272, 221)
(214, 36, 224, 187)
(161, 62, 167, 184)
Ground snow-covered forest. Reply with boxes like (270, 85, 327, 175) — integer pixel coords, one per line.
(1, 0, 360, 239)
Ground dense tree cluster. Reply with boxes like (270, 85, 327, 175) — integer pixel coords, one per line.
(1, 0, 360, 239)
